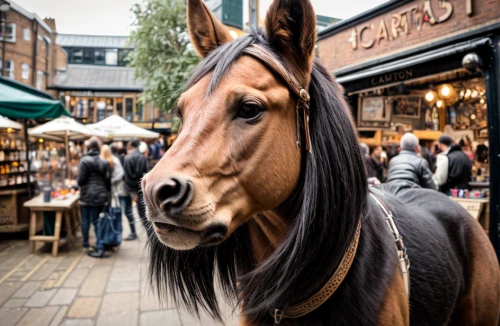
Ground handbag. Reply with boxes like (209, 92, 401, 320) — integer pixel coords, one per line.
(99, 192, 123, 247)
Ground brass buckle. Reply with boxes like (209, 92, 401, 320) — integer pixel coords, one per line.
(274, 309, 284, 325)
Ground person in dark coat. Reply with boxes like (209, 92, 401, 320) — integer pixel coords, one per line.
(386, 133, 437, 191)
(122, 138, 150, 240)
(433, 135, 472, 194)
(366, 145, 385, 182)
(77, 140, 110, 258)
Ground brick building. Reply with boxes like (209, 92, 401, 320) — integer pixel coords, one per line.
(0, 0, 66, 95)
(317, 0, 500, 257)
(52, 34, 150, 124)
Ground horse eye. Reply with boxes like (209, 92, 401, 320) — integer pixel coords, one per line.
(239, 103, 262, 120)
(174, 107, 182, 120)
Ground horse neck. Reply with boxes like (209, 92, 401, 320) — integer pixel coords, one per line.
(247, 210, 288, 264)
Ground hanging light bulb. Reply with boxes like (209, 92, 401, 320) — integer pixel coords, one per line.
(470, 114, 476, 120)
(425, 91, 435, 102)
(471, 90, 478, 98)
(480, 98, 485, 104)
(436, 100, 443, 108)
(440, 85, 451, 97)
(465, 89, 472, 98)
(460, 90, 465, 98)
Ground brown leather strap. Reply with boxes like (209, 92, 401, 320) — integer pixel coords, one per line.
(273, 222, 362, 323)
(242, 45, 312, 151)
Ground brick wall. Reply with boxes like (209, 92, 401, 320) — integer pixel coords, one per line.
(0, 9, 58, 93)
(317, 0, 500, 72)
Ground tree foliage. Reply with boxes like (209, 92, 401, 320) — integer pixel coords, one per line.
(128, 0, 200, 112)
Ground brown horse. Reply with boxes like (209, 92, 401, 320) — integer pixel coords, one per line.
(140, 0, 500, 325)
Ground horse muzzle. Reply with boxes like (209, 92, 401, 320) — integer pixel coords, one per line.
(142, 174, 228, 249)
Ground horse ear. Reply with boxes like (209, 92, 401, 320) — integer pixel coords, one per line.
(187, 0, 232, 58)
(265, 0, 316, 87)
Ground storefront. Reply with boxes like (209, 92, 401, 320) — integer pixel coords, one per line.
(317, 0, 500, 257)
(60, 90, 147, 124)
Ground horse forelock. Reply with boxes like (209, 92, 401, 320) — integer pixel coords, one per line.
(144, 29, 368, 324)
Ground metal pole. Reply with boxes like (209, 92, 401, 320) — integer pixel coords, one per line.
(485, 38, 500, 259)
(65, 129, 70, 178)
(249, 0, 258, 30)
(24, 120, 32, 198)
(1, 10, 6, 77)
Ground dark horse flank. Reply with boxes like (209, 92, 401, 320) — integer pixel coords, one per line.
(140, 0, 500, 325)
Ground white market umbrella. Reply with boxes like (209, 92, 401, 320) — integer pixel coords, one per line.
(28, 116, 108, 140)
(28, 117, 109, 176)
(0, 115, 23, 130)
(86, 114, 159, 141)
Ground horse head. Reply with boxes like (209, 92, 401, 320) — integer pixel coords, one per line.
(141, 0, 367, 322)
(142, 0, 317, 250)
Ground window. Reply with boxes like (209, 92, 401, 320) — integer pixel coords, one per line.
(36, 71, 44, 90)
(118, 49, 131, 66)
(72, 49, 83, 63)
(125, 98, 134, 122)
(23, 28, 31, 41)
(95, 50, 105, 64)
(21, 64, 30, 80)
(222, 0, 243, 29)
(105, 49, 118, 65)
(2, 61, 15, 79)
(0, 23, 16, 42)
(83, 49, 93, 64)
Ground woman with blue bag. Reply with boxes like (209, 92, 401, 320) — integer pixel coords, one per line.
(99, 145, 124, 251)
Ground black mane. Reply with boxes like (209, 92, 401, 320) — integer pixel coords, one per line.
(143, 29, 368, 323)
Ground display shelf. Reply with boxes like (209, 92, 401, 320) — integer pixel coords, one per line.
(0, 171, 36, 176)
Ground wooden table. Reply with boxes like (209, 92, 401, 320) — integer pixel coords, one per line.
(451, 197, 490, 232)
(24, 194, 80, 257)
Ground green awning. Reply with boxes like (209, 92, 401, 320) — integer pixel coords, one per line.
(0, 77, 70, 119)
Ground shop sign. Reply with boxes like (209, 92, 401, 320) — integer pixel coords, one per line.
(69, 91, 124, 98)
(348, 0, 466, 50)
(371, 69, 414, 86)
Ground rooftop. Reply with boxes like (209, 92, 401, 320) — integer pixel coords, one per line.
(53, 65, 144, 91)
(56, 34, 132, 49)
(9, 0, 53, 33)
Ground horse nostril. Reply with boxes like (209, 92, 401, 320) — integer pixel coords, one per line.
(156, 177, 194, 213)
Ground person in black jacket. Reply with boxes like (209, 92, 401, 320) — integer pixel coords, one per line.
(386, 133, 437, 192)
(77, 140, 110, 258)
(122, 138, 150, 240)
(433, 135, 472, 194)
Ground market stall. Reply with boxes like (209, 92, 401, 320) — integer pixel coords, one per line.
(28, 116, 108, 178)
(0, 76, 70, 232)
(315, 0, 499, 254)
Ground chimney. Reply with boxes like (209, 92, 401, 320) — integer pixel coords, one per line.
(44, 17, 57, 32)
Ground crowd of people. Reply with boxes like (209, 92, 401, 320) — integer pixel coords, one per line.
(77, 138, 150, 258)
(360, 133, 474, 195)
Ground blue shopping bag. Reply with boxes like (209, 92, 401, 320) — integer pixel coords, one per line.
(99, 206, 123, 247)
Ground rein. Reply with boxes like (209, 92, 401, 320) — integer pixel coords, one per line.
(240, 45, 410, 324)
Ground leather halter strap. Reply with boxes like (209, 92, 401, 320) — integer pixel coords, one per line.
(242, 44, 312, 151)
(370, 192, 410, 297)
(273, 222, 362, 324)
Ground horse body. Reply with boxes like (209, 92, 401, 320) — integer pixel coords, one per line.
(141, 0, 500, 324)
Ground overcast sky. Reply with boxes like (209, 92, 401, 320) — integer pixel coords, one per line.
(12, 0, 388, 36)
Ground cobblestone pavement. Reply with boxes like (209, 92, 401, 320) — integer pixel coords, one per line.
(0, 214, 239, 326)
